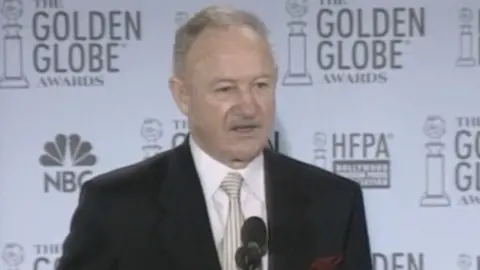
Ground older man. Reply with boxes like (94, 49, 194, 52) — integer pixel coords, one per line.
(57, 5, 372, 270)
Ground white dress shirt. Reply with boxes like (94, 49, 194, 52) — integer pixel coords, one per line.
(189, 136, 269, 269)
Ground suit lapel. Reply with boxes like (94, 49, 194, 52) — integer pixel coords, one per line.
(264, 150, 315, 270)
(155, 139, 221, 270)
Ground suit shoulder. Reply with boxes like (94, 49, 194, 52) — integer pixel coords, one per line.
(274, 153, 361, 191)
(83, 148, 174, 192)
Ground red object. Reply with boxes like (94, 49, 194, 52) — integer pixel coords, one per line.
(309, 255, 343, 270)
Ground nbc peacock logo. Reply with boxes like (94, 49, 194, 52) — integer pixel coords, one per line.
(39, 133, 97, 193)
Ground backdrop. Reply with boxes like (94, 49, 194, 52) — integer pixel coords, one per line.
(1, 0, 479, 269)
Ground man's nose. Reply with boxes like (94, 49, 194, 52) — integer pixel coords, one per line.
(237, 89, 257, 116)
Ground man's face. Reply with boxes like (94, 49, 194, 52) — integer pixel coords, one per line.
(172, 25, 277, 163)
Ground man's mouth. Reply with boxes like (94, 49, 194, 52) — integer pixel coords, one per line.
(232, 125, 259, 133)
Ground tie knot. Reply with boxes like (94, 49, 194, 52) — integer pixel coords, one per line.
(220, 172, 243, 198)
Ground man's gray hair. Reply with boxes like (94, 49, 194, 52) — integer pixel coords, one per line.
(172, 5, 270, 76)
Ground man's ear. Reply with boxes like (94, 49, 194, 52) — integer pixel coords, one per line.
(169, 75, 190, 115)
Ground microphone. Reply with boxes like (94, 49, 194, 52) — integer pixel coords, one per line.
(235, 216, 268, 270)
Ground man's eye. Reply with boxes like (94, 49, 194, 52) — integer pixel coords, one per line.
(256, 82, 269, 88)
(216, 86, 233, 92)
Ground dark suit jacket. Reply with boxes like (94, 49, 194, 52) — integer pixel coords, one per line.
(57, 139, 373, 270)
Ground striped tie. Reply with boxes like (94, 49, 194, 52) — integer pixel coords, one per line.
(220, 172, 244, 270)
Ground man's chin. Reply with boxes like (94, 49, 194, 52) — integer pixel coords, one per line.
(228, 143, 263, 159)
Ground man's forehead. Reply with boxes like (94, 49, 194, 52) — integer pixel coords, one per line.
(189, 53, 275, 82)
(187, 26, 270, 58)
(208, 71, 274, 84)
(185, 29, 274, 77)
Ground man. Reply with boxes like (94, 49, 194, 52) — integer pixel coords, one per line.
(57, 5, 372, 270)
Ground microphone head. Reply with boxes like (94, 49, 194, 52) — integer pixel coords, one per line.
(241, 216, 268, 249)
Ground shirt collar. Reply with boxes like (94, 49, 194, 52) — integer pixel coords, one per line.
(189, 136, 265, 202)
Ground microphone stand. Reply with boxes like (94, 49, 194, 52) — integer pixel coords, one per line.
(237, 245, 263, 270)
(247, 265, 262, 270)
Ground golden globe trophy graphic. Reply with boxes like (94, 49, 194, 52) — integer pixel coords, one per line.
(0, 0, 29, 89)
(420, 116, 451, 207)
(2, 243, 24, 270)
(282, 0, 312, 86)
(456, 8, 476, 67)
(174, 11, 189, 27)
(313, 132, 327, 168)
(457, 254, 472, 270)
(141, 118, 163, 159)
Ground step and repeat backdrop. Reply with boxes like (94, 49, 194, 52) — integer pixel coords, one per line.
(1, 0, 479, 269)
